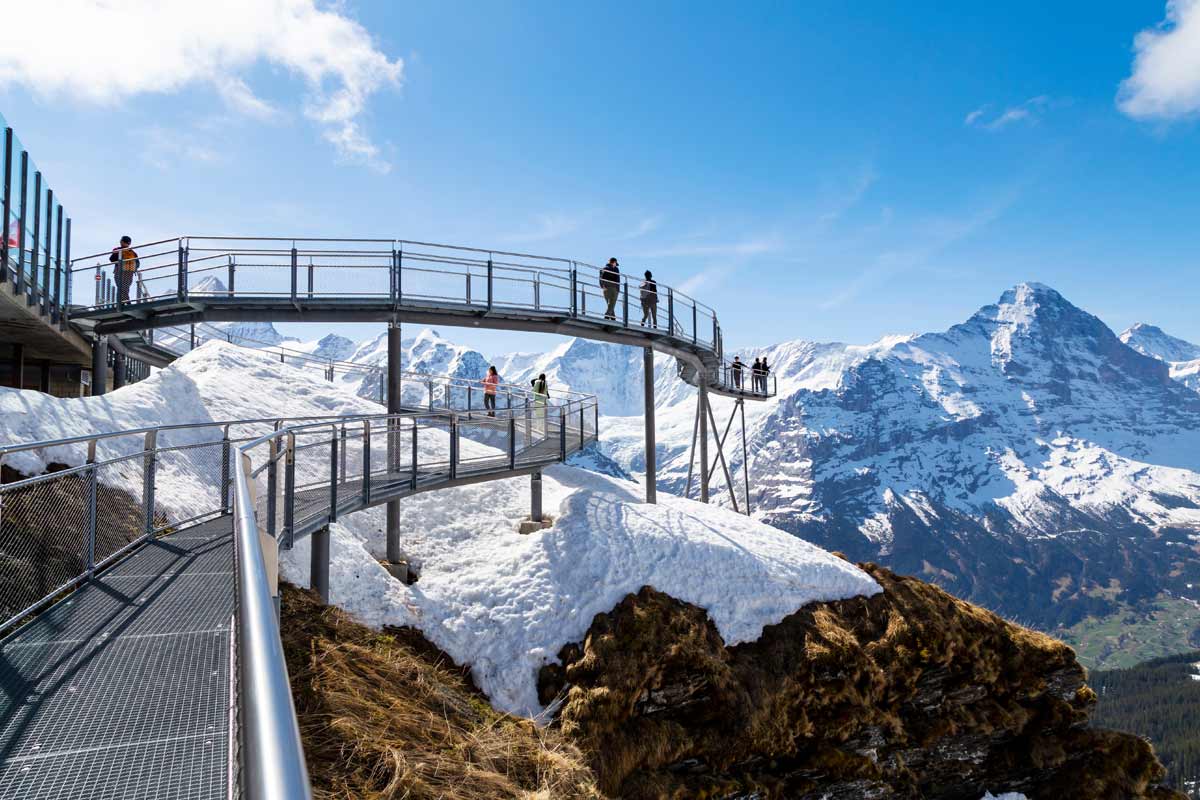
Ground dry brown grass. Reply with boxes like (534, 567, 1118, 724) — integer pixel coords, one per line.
(280, 584, 601, 800)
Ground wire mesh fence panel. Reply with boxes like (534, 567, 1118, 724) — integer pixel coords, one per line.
(0, 469, 91, 624)
(92, 454, 148, 565)
(151, 439, 227, 532)
(290, 431, 336, 533)
(455, 419, 510, 473)
(306, 255, 390, 298)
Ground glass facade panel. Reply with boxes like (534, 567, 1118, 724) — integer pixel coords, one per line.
(0, 114, 69, 312)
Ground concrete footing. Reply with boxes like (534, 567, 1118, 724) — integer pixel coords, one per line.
(518, 515, 554, 535)
(381, 559, 416, 584)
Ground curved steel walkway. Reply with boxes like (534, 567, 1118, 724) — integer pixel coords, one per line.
(0, 377, 597, 799)
(68, 236, 776, 400)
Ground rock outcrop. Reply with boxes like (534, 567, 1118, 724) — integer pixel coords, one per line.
(538, 564, 1185, 800)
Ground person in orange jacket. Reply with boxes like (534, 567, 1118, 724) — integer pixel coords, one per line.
(108, 235, 140, 305)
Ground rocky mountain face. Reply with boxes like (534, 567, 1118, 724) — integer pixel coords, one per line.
(538, 564, 1185, 800)
(506, 284, 1200, 631)
(1120, 323, 1200, 392)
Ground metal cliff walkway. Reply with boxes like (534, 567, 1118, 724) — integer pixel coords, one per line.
(67, 236, 776, 401)
(0, 376, 597, 799)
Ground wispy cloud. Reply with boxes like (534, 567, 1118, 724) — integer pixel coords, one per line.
(965, 96, 1051, 130)
(819, 186, 1024, 310)
(137, 125, 226, 170)
(620, 215, 664, 240)
(501, 213, 583, 245)
(1118, 0, 1200, 119)
(818, 164, 878, 224)
(0, 0, 402, 171)
(635, 236, 782, 260)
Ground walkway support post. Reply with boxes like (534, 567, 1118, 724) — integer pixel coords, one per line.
(386, 321, 402, 566)
(643, 347, 656, 504)
(699, 380, 710, 503)
(531, 470, 543, 522)
(91, 336, 108, 396)
(311, 526, 331, 604)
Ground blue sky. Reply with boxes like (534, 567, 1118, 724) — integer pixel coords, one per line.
(2, 1, 1198, 355)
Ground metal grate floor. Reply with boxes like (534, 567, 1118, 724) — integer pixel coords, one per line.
(0, 517, 234, 800)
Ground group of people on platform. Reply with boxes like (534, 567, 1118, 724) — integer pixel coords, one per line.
(729, 355, 771, 394)
(480, 364, 551, 419)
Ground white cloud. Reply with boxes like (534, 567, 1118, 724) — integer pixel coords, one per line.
(0, 0, 402, 171)
(965, 96, 1050, 130)
(620, 215, 664, 240)
(1118, 0, 1200, 119)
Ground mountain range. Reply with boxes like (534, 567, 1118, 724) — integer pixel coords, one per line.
(216, 281, 1200, 636)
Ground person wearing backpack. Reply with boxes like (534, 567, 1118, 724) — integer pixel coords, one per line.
(600, 258, 621, 321)
(108, 235, 140, 305)
(639, 270, 659, 327)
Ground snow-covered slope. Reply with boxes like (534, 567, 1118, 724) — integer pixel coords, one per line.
(337, 327, 490, 402)
(0, 341, 878, 718)
(280, 466, 879, 716)
(1120, 322, 1200, 392)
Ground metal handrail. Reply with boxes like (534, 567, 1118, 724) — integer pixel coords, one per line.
(0, 386, 599, 798)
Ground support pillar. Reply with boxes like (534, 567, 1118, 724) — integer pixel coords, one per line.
(90, 336, 108, 396)
(643, 347, 657, 504)
(10, 343, 23, 389)
(385, 320, 403, 567)
(531, 470, 543, 522)
(38, 361, 50, 394)
(699, 381, 710, 503)
(112, 352, 126, 390)
(311, 525, 331, 604)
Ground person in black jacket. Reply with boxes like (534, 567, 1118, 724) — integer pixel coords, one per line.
(759, 358, 771, 394)
(639, 270, 658, 327)
(751, 357, 764, 393)
(731, 356, 744, 390)
(600, 258, 621, 321)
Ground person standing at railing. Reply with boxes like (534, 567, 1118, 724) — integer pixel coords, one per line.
(640, 270, 659, 328)
(531, 372, 549, 437)
(758, 358, 771, 394)
(600, 258, 621, 321)
(108, 236, 140, 304)
(483, 366, 500, 417)
(751, 357, 764, 393)
(731, 356, 745, 391)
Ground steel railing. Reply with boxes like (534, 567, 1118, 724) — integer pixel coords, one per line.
(0, 376, 598, 798)
(68, 235, 776, 398)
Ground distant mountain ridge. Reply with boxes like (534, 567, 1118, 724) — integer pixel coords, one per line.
(1120, 322, 1200, 392)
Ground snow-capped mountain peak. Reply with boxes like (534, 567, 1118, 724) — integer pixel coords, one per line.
(1120, 322, 1200, 364)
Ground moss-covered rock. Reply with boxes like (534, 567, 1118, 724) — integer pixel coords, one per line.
(539, 563, 1185, 800)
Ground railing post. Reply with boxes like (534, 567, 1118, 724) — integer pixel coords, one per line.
(220, 425, 232, 515)
(42, 189, 52, 316)
(449, 416, 459, 480)
(534, 273, 541, 311)
(524, 397, 532, 447)
(228, 254, 236, 294)
(14, 152, 26, 296)
(362, 421, 372, 505)
(307, 256, 314, 300)
(178, 240, 189, 302)
(63, 219, 72, 326)
(668, 288, 675, 336)
(508, 416, 516, 469)
(427, 380, 433, 411)
(411, 422, 418, 491)
(0, 128, 9, 283)
(692, 303, 698, 344)
(142, 430, 158, 541)
(339, 424, 347, 484)
(622, 275, 629, 327)
(290, 245, 298, 305)
(570, 264, 578, 315)
(282, 433, 296, 550)
(266, 437, 279, 538)
(86, 440, 97, 575)
(391, 246, 400, 311)
(486, 255, 494, 310)
(580, 405, 586, 450)
(559, 407, 567, 460)
(29, 172, 40, 307)
(190, 323, 196, 350)
(329, 427, 339, 523)
(52, 204, 63, 322)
